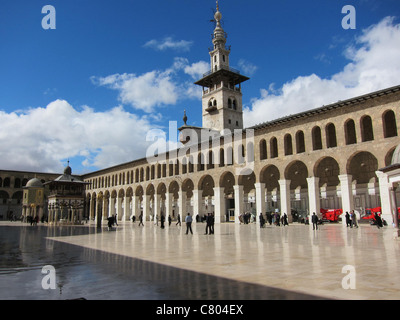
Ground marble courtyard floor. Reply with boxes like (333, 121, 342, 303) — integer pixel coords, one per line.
(1, 221, 399, 300)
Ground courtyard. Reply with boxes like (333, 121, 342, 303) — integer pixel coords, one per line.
(1, 220, 399, 300)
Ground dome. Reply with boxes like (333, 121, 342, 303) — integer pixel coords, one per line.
(391, 144, 400, 165)
(26, 178, 43, 187)
(64, 165, 72, 175)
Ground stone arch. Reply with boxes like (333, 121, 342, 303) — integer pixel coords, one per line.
(198, 174, 215, 197)
(347, 151, 378, 184)
(168, 180, 180, 199)
(182, 178, 194, 199)
(259, 164, 280, 191)
(219, 171, 235, 196)
(360, 115, 374, 142)
(314, 156, 340, 187)
(285, 160, 308, 189)
(238, 171, 256, 194)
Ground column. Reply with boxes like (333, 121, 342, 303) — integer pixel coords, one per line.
(376, 171, 392, 223)
(154, 193, 160, 224)
(116, 196, 123, 221)
(165, 192, 173, 220)
(339, 174, 354, 226)
(192, 189, 202, 223)
(233, 185, 244, 224)
(213, 187, 225, 224)
(132, 195, 139, 220)
(389, 186, 400, 238)
(143, 195, 150, 221)
(255, 183, 266, 226)
(178, 190, 187, 219)
(123, 195, 131, 221)
(279, 179, 291, 220)
(307, 176, 320, 225)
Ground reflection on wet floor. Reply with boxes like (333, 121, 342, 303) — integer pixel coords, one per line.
(0, 224, 322, 300)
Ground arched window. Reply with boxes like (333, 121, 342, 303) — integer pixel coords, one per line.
(232, 99, 237, 110)
(3, 177, 10, 188)
(197, 153, 205, 171)
(284, 134, 293, 156)
(259, 139, 267, 160)
(326, 123, 337, 148)
(361, 115, 374, 142)
(207, 151, 215, 169)
(219, 148, 225, 167)
(228, 98, 232, 109)
(344, 119, 357, 145)
(270, 137, 278, 158)
(295, 131, 305, 153)
(312, 126, 322, 150)
(383, 110, 398, 138)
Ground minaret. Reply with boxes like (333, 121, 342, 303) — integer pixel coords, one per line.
(195, 1, 249, 133)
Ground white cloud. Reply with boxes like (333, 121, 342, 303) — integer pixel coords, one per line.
(237, 59, 258, 76)
(92, 58, 209, 113)
(244, 16, 400, 127)
(0, 100, 158, 173)
(144, 36, 193, 52)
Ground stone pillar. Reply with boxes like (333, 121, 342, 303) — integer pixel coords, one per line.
(213, 187, 225, 224)
(143, 195, 150, 221)
(116, 196, 123, 221)
(178, 190, 187, 219)
(132, 195, 139, 220)
(234, 185, 244, 224)
(165, 192, 173, 220)
(307, 176, 320, 225)
(193, 189, 202, 223)
(376, 171, 392, 223)
(339, 174, 354, 226)
(123, 195, 131, 221)
(154, 194, 160, 224)
(279, 179, 291, 220)
(255, 183, 266, 226)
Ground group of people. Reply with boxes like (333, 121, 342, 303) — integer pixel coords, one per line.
(345, 210, 359, 228)
(258, 212, 289, 228)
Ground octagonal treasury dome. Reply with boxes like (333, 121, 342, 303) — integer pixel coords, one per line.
(26, 178, 43, 187)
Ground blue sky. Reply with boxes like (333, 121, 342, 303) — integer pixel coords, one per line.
(0, 0, 400, 174)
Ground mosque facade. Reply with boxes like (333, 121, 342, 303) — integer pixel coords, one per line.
(0, 3, 399, 232)
(81, 4, 400, 229)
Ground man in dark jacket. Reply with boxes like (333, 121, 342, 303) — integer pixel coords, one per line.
(312, 212, 319, 230)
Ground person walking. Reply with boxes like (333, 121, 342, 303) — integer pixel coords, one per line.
(345, 211, 351, 227)
(351, 210, 358, 228)
(176, 214, 181, 226)
(375, 212, 383, 229)
(138, 213, 144, 226)
(160, 214, 165, 229)
(210, 212, 215, 234)
(282, 213, 289, 226)
(205, 213, 212, 235)
(185, 213, 193, 234)
(312, 212, 319, 230)
(168, 215, 172, 226)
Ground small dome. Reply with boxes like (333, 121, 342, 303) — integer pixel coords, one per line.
(64, 165, 72, 175)
(26, 178, 43, 187)
(391, 144, 400, 165)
